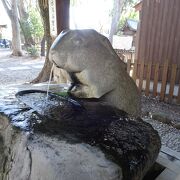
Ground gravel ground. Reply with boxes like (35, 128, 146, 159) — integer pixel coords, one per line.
(143, 117, 180, 152)
(141, 95, 180, 152)
(0, 49, 44, 86)
(0, 48, 180, 152)
(141, 95, 180, 124)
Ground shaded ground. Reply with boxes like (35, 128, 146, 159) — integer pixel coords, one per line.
(141, 95, 180, 152)
(141, 95, 180, 124)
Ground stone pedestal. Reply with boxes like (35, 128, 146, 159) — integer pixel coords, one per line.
(0, 91, 161, 180)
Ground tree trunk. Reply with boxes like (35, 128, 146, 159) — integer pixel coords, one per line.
(31, 0, 53, 83)
(32, 0, 70, 83)
(1, 0, 22, 56)
(109, 0, 124, 44)
(40, 35, 45, 56)
(11, 0, 22, 56)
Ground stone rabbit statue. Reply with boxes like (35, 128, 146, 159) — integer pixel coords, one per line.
(49, 29, 140, 116)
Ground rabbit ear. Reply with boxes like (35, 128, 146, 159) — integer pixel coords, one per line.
(101, 36, 125, 63)
(60, 29, 69, 35)
(101, 36, 114, 52)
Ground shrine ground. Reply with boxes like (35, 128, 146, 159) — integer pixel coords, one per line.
(0, 49, 44, 85)
(0, 48, 180, 179)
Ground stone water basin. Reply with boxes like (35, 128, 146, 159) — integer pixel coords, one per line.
(0, 90, 161, 180)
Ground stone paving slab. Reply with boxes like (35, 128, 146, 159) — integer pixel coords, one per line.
(7, 66, 32, 70)
(0, 49, 45, 85)
(31, 65, 43, 69)
(0, 68, 5, 71)
(21, 61, 44, 65)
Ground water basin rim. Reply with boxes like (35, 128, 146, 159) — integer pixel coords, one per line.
(15, 89, 66, 99)
(15, 89, 83, 108)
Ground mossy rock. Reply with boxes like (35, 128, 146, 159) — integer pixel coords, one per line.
(54, 91, 68, 97)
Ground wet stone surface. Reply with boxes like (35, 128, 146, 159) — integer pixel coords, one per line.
(0, 90, 161, 180)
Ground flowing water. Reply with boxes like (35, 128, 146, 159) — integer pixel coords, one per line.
(46, 63, 55, 100)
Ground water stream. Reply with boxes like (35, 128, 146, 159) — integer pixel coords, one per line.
(46, 63, 55, 100)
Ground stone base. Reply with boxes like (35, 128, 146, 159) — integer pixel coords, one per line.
(0, 91, 161, 180)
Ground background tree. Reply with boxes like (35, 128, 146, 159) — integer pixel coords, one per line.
(18, 0, 35, 47)
(32, 0, 70, 83)
(1, 0, 22, 56)
(31, 0, 53, 83)
(109, 0, 124, 43)
(18, 0, 44, 57)
(117, 10, 138, 36)
(28, 4, 44, 44)
(109, 0, 138, 43)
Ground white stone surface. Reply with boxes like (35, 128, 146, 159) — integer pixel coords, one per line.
(31, 65, 43, 69)
(8, 66, 31, 70)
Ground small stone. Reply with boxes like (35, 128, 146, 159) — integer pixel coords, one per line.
(173, 123, 180, 130)
(152, 112, 172, 125)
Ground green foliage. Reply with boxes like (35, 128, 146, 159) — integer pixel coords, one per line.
(20, 19, 32, 39)
(122, 0, 138, 11)
(118, 11, 139, 31)
(118, 0, 139, 34)
(29, 7, 44, 41)
(19, 3, 44, 46)
(27, 46, 39, 57)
